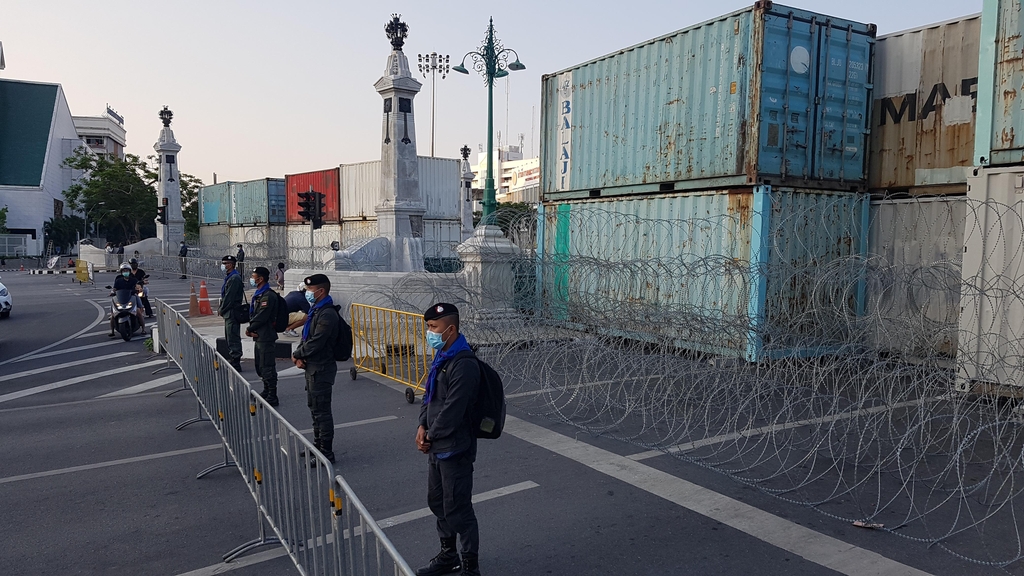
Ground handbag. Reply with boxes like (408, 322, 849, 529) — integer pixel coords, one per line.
(236, 289, 251, 323)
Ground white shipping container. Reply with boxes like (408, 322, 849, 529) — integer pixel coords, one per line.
(958, 166, 1024, 390)
(340, 157, 463, 220)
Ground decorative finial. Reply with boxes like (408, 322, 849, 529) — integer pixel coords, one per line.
(385, 14, 408, 51)
(460, 145, 471, 161)
(159, 106, 173, 128)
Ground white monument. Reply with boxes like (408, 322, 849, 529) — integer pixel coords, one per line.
(154, 106, 185, 253)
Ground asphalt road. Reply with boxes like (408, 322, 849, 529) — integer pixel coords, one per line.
(0, 270, 1001, 575)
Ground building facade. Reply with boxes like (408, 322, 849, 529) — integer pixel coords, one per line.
(469, 145, 540, 208)
(73, 108, 126, 159)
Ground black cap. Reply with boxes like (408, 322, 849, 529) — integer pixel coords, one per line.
(252, 266, 270, 279)
(304, 273, 331, 288)
(424, 303, 459, 322)
(222, 255, 237, 263)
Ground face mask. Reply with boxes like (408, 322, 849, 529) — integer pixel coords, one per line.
(249, 278, 257, 287)
(122, 271, 130, 278)
(221, 264, 227, 273)
(304, 290, 317, 305)
(426, 326, 449, 350)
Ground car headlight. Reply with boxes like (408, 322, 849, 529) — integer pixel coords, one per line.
(0, 288, 7, 297)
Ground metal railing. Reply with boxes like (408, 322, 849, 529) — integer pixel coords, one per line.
(349, 304, 434, 404)
(155, 299, 414, 575)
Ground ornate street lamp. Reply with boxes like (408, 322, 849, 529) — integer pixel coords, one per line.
(452, 18, 525, 218)
(417, 52, 449, 157)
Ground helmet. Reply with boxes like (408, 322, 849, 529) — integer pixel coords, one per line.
(119, 263, 131, 271)
(129, 258, 138, 266)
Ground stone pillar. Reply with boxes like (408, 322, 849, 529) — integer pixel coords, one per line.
(154, 106, 185, 254)
(456, 225, 522, 319)
(374, 15, 425, 272)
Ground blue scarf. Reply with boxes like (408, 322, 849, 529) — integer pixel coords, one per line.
(302, 295, 335, 341)
(423, 334, 472, 405)
(249, 283, 270, 316)
(221, 269, 239, 297)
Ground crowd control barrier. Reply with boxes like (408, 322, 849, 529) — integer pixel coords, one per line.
(155, 299, 415, 575)
(349, 304, 434, 404)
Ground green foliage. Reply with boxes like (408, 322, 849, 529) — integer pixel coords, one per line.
(63, 148, 157, 243)
(143, 337, 154, 352)
(179, 172, 204, 238)
(43, 215, 86, 252)
(0, 205, 8, 234)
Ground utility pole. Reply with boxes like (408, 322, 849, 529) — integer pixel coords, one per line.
(417, 52, 449, 157)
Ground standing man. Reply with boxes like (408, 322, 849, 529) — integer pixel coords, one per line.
(178, 241, 189, 279)
(218, 255, 244, 371)
(236, 243, 246, 265)
(415, 303, 482, 576)
(246, 266, 279, 406)
(291, 274, 340, 465)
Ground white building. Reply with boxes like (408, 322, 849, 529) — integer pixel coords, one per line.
(0, 78, 83, 255)
(73, 107, 126, 159)
(469, 145, 540, 207)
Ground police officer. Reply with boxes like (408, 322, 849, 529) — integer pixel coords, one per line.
(236, 243, 246, 265)
(291, 274, 340, 465)
(246, 267, 279, 406)
(178, 241, 189, 279)
(218, 255, 244, 371)
(416, 303, 482, 576)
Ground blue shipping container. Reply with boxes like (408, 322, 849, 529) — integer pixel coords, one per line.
(975, 0, 1024, 166)
(200, 182, 231, 225)
(228, 178, 285, 225)
(537, 187, 869, 361)
(540, 2, 876, 200)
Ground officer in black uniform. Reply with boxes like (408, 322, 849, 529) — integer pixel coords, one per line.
(236, 244, 246, 265)
(291, 274, 340, 465)
(416, 303, 483, 576)
(246, 266, 279, 406)
(218, 255, 245, 371)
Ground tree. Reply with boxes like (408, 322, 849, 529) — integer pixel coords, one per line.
(0, 205, 8, 234)
(179, 172, 204, 238)
(62, 148, 157, 243)
(44, 215, 85, 252)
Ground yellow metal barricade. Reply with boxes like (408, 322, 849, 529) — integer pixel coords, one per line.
(349, 303, 434, 403)
(74, 259, 93, 284)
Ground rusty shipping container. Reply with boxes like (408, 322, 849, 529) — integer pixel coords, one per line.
(540, 2, 876, 201)
(868, 15, 980, 192)
(975, 0, 1024, 166)
(285, 168, 340, 224)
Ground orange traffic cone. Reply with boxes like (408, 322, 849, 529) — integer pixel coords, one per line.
(19, 264, 24, 271)
(198, 281, 214, 316)
(188, 283, 201, 317)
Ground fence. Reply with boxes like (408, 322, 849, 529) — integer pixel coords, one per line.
(349, 304, 434, 404)
(154, 300, 414, 575)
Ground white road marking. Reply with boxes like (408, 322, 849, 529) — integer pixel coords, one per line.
(0, 299, 107, 367)
(0, 360, 165, 404)
(76, 330, 115, 339)
(98, 375, 182, 397)
(0, 352, 136, 383)
(504, 416, 932, 576)
(0, 415, 398, 484)
(278, 366, 303, 378)
(174, 481, 541, 576)
(15, 340, 125, 362)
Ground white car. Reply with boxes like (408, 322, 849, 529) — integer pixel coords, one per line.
(0, 275, 11, 318)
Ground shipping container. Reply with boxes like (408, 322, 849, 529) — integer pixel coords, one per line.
(540, 2, 876, 201)
(339, 157, 463, 220)
(228, 178, 286, 225)
(199, 224, 230, 250)
(975, 0, 1024, 166)
(538, 187, 868, 360)
(285, 168, 340, 224)
(339, 161, 379, 220)
(200, 183, 232, 225)
(958, 165, 1024, 390)
(868, 15, 980, 192)
(287, 224, 342, 267)
(227, 224, 289, 259)
(865, 197, 965, 356)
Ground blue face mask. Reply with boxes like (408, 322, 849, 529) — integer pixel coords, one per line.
(221, 264, 227, 273)
(121, 271, 130, 278)
(249, 278, 257, 287)
(426, 328, 448, 350)
(304, 290, 317, 305)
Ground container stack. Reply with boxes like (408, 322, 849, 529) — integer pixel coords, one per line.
(538, 1, 876, 360)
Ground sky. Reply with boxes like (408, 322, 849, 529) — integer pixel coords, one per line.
(3, 0, 980, 187)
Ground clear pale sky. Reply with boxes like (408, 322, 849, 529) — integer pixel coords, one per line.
(3, 0, 979, 186)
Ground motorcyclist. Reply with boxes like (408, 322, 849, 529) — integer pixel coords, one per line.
(109, 263, 145, 337)
(129, 258, 153, 317)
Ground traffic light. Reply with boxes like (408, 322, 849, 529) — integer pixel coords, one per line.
(312, 192, 325, 230)
(156, 205, 167, 225)
(297, 190, 315, 223)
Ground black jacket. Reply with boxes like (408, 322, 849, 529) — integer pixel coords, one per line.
(113, 275, 138, 291)
(247, 287, 278, 343)
(292, 303, 339, 366)
(178, 244, 188, 258)
(419, 352, 480, 457)
(219, 273, 245, 319)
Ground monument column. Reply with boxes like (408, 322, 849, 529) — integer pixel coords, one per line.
(154, 106, 185, 253)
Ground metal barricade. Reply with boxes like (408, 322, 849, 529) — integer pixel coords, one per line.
(349, 304, 434, 404)
(154, 299, 414, 575)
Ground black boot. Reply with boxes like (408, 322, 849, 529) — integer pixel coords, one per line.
(415, 538, 460, 576)
(460, 554, 480, 576)
(300, 433, 319, 458)
(311, 438, 336, 467)
(260, 388, 279, 407)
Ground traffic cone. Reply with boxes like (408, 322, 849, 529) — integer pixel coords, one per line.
(19, 264, 24, 271)
(198, 281, 214, 316)
(188, 283, 201, 317)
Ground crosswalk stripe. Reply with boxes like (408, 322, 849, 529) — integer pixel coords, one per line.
(16, 340, 125, 362)
(0, 360, 165, 404)
(0, 352, 136, 383)
(98, 375, 181, 398)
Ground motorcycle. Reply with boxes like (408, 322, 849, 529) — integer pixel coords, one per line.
(106, 286, 142, 341)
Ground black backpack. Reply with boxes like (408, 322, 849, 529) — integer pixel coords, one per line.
(334, 307, 353, 361)
(454, 351, 506, 439)
(272, 291, 290, 333)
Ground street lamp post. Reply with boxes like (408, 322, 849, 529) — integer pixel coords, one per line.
(452, 18, 525, 219)
(417, 52, 449, 157)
